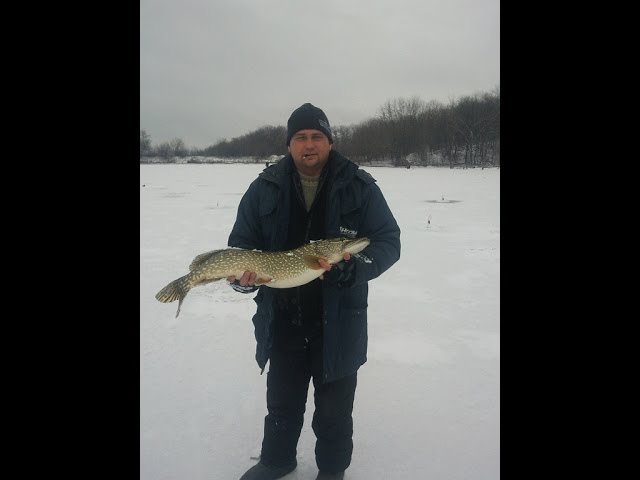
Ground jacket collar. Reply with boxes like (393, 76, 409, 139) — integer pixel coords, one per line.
(259, 150, 357, 188)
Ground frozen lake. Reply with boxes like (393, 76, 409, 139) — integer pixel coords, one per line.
(140, 163, 500, 480)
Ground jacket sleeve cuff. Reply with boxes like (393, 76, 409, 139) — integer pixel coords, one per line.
(229, 281, 259, 294)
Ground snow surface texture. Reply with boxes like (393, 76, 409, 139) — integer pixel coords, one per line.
(141, 164, 499, 479)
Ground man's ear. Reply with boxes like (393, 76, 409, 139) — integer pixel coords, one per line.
(287, 146, 291, 153)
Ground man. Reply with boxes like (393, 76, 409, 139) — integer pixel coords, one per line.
(228, 103, 401, 480)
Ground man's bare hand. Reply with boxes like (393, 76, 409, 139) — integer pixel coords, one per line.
(319, 252, 351, 280)
(227, 271, 257, 286)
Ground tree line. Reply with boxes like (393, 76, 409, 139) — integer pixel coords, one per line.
(141, 87, 499, 168)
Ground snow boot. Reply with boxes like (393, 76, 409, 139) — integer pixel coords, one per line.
(315, 471, 345, 480)
(239, 460, 296, 480)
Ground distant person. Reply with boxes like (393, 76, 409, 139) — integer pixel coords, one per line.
(227, 103, 401, 480)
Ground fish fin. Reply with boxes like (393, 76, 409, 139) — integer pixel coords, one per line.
(189, 249, 227, 271)
(254, 276, 273, 285)
(302, 255, 325, 270)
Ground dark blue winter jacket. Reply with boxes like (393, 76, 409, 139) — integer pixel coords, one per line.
(228, 150, 401, 382)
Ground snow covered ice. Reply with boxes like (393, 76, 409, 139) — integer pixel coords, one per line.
(140, 163, 500, 480)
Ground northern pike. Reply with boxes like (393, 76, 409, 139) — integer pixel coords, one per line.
(155, 237, 370, 317)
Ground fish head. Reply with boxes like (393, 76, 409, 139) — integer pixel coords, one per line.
(312, 237, 370, 264)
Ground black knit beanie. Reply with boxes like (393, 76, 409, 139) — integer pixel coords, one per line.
(286, 103, 333, 146)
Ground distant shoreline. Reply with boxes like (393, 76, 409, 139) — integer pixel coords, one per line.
(140, 156, 500, 169)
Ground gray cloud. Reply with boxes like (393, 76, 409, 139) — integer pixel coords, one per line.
(141, 0, 499, 148)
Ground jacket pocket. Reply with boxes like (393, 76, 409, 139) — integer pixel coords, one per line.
(340, 308, 367, 357)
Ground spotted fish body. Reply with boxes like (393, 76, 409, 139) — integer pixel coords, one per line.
(155, 237, 370, 317)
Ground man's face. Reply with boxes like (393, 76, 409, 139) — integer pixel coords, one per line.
(288, 129, 332, 176)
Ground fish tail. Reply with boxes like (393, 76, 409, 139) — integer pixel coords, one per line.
(155, 275, 190, 318)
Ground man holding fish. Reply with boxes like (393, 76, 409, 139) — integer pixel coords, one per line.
(229, 103, 401, 480)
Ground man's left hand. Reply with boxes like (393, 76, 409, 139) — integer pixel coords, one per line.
(319, 253, 351, 280)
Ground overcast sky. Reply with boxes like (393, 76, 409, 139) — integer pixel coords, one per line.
(140, 0, 500, 149)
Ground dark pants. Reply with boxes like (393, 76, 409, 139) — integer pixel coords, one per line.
(260, 331, 357, 474)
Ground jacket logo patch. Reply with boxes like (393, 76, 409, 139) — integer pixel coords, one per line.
(339, 226, 357, 238)
(353, 252, 373, 264)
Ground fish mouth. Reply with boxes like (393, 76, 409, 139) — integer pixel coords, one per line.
(343, 237, 370, 254)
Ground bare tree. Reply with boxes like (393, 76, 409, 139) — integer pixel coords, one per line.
(378, 96, 428, 166)
(155, 141, 173, 160)
(169, 138, 187, 157)
(349, 118, 387, 164)
(449, 91, 500, 168)
(140, 130, 152, 157)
